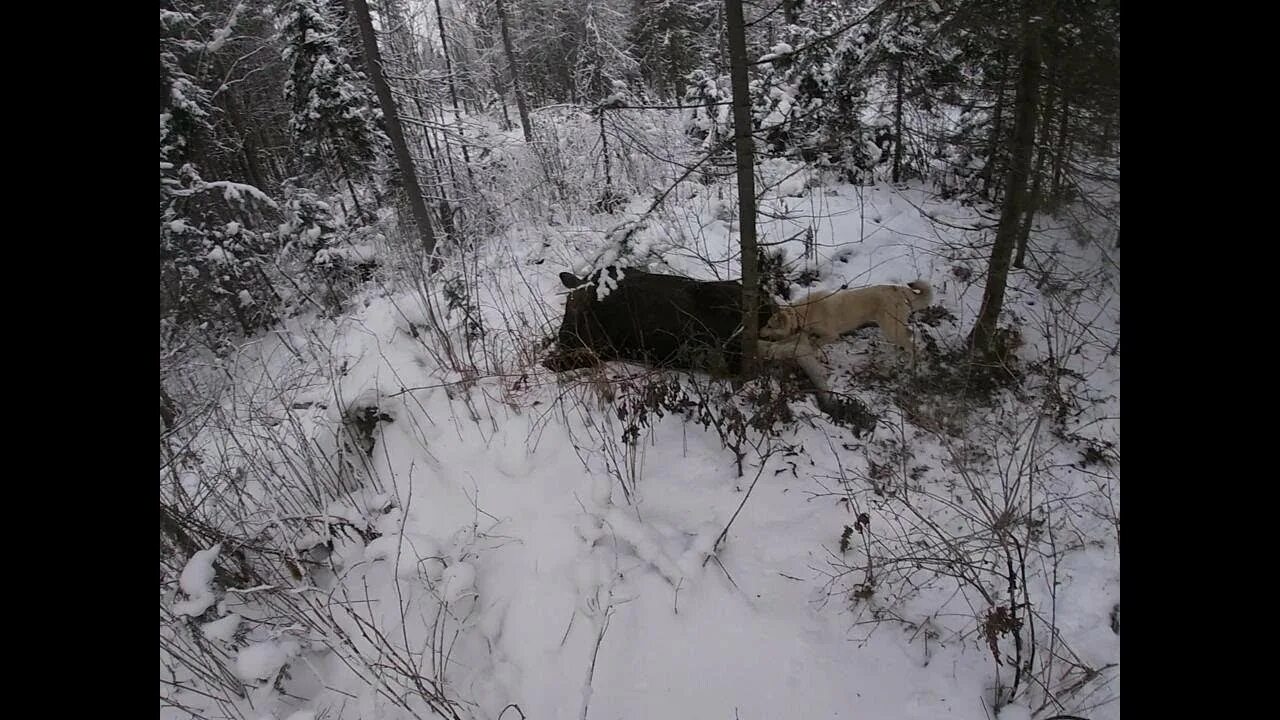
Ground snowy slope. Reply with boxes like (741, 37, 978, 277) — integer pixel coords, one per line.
(161, 152, 1119, 720)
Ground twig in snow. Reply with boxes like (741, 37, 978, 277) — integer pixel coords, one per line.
(579, 606, 615, 720)
(710, 554, 742, 595)
(560, 610, 576, 648)
(498, 705, 527, 720)
(706, 455, 773, 564)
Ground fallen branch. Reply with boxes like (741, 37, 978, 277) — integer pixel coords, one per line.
(706, 456, 771, 564)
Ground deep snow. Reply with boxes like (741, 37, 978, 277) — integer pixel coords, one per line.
(161, 144, 1119, 720)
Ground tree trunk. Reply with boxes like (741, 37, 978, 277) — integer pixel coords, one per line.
(1098, 113, 1113, 155)
(970, 0, 1048, 357)
(783, 0, 800, 25)
(1050, 69, 1071, 203)
(980, 47, 1013, 201)
(430, 100, 461, 192)
(160, 383, 178, 433)
(433, 0, 475, 182)
(335, 154, 365, 218)
(893, 56, 905, 184)
(1014, 137, 1049, 270)
(716, 4, 729, 77)
(1015, 23, 1060, 269)
(599, 109, 614, 200)
(495, 0, 533, 142)
(209, 60, 269, 193)
(491, 63, 514, 131)
(725, 0, 760, 376)
(346, 176, 364, 217)
(378, 5, 450, 213)
(350, 0, 438, 262)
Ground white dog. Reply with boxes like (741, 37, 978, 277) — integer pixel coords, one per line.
(760, 280, 933, 355)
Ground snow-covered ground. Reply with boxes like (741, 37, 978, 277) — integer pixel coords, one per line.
(161, 127, 1119, 720)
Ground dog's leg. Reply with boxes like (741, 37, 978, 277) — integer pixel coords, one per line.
(808, 329, 840, 348)
(878, 311, 917, 362)
(760, 337, 833, 406)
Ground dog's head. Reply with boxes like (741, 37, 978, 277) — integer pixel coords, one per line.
(906, 280, 933, 312)
(760, 306, 800, 339)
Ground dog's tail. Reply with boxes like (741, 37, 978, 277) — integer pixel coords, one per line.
(906, 279, 933, 310)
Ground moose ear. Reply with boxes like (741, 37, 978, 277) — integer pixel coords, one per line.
(560, 272, 584, 289)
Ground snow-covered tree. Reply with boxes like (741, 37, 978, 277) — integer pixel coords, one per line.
(629, 0, 716, 101)
(682, 69, 734, 183)
(859, 0, 960, 182)
(161, 3, 282, 345)
(514, 0, 639, 104)
(159, 8, 213, 195)
(279, 0, 387, 184)
(750, 16, 878, 183)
